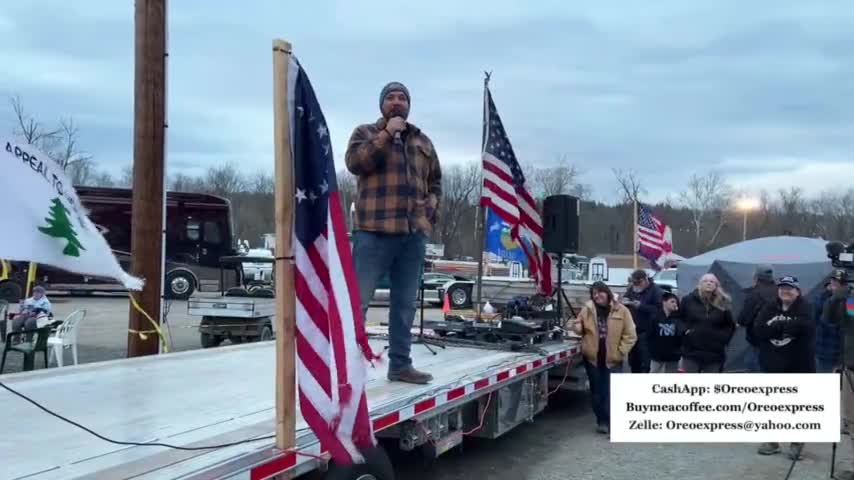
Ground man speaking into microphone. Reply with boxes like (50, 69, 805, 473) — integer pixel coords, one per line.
(345, 81, 442, 384)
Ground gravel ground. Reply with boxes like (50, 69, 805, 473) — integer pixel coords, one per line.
(395, 390, 854, 480)
(3, 295, 851, 479)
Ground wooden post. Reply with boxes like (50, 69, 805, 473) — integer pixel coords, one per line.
(128, 0, 167, 357)
(272, 38, 297, 451)
(632, 198, 638, 269)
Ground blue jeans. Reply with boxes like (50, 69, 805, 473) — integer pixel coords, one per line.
(743, 345, 761, 373)
(628, 332, 650, 373)
(584, 360, 621, 427)
(352, 231, 427, 373)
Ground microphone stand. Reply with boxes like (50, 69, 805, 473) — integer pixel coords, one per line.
(412, 277, 444, 355)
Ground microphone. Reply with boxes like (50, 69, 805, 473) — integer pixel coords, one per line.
(394, 131, 402, 145)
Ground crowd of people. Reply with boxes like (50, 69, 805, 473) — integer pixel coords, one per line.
(568, 265, 851, 472)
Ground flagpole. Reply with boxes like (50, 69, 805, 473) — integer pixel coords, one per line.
(632, 198, 639, 269)
(272, 38, 297, 452)
(474, 71, 492, 320)
(128, 0, 167, 357)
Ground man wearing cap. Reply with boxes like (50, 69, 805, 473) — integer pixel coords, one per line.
(753, 275, 815, 460)
(737, 265, 777, 372)
(345, 82, 441, 385)
(621, 269, 663, 373)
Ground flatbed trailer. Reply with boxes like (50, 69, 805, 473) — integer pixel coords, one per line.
(5, 336, 580, 480)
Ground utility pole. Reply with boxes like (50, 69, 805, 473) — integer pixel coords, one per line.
(128, 0, 167, 357)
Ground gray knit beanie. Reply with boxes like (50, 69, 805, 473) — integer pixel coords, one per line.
(379, 81, 410, 109)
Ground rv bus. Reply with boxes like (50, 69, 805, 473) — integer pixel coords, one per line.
(0, 186, 236, 302)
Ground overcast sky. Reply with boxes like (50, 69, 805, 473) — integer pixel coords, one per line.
(3, 1, 853, 204)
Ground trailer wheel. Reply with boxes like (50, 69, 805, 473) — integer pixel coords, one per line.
(0, 280, 23, 303)
(166, 270, 195, 300)
(323, 445, 394, 480)
(200, 333, 222, 348)
(259, 325, 273, 342)
(446, 284, 470, 308)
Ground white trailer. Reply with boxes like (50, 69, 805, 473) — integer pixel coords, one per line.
(5, 336, 580, 480)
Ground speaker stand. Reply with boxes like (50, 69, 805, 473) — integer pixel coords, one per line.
(550, 252, 576, 327)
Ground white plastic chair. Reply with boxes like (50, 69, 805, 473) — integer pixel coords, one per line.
(48, 309, 85, 367)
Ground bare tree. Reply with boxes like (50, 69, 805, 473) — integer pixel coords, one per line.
(437, 162, 480, 251)
(678, 170, 732, 251)
(612, 168, 646, 204)
(10, 95, 97, 184)
(90, 171, 116, 187)
(776, 187, 807, 235)
(204, 162, 245, 198)
(247, 170, 274, 194)
(119, 166, 133, 187)
(170, 172, 205, 192)
(10, 95, 59, 148)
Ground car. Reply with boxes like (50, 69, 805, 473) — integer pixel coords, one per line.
(371, 271, 465, 306)
(652, 268, 678, 294)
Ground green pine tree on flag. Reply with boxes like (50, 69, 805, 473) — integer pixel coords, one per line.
(39, 197, 86, 257)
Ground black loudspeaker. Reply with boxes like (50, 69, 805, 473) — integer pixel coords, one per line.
(542, 194, 580, 254)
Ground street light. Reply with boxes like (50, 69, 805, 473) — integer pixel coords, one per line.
(735, 197, 761, 241)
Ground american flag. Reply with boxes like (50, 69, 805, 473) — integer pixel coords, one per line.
(636, 202, 673, 270)
(288, 56, 378, 464)
(479, 86, 553, 295)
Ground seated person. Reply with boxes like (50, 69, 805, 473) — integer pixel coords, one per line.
(12, 286, 52, 341)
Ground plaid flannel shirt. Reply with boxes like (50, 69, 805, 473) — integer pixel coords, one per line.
(345, 117, 442, 235)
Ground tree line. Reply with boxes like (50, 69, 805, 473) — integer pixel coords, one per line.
(8, 95, 853, 261)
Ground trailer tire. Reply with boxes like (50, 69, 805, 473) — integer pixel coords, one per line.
(323, 445, 394, 480)
(446, 284, 470, 308)
(259, 325, 273, 342)
(200, 333, 222, 348)
(0, 280, 23, 303)
(166, 270, 196, 300)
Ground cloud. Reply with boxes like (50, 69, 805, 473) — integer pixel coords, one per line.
(2, 1, 853, 205)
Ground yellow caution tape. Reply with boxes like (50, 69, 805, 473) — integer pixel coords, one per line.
(25, 262, 38, 297)
(127, 292, 169, 353)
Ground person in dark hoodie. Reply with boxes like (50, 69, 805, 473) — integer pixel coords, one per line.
(737, 265, 777, 373)
(753, 275, 815, 461)
(648, 292, 683, 373)
(622, 269, 663, 373)
(679, 273, 736, 373)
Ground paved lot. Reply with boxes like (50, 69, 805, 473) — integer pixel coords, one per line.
(0, 294, 445, 374)
(3, 295, 853, 479)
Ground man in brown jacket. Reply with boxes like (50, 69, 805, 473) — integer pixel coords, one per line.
(569, 282, 637, 433)
(345, 81, 441, 385)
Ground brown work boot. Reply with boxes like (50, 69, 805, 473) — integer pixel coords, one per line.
(388, 367, 433, 384)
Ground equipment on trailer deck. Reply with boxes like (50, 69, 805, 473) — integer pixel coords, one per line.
(187, 255, 276, 348)
(5, 336, 580, 479)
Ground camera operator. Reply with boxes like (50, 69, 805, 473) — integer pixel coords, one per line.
(826, 269, 854, 480)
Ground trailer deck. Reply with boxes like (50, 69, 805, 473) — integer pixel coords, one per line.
(5, 336, 578, 480)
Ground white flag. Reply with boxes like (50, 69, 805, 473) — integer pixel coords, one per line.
(1, 136, 144, 290)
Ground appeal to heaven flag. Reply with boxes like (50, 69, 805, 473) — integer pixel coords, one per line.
(1, 136, 143, 290)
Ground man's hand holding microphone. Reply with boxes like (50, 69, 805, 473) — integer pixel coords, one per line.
(385, 116, 406, 144)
